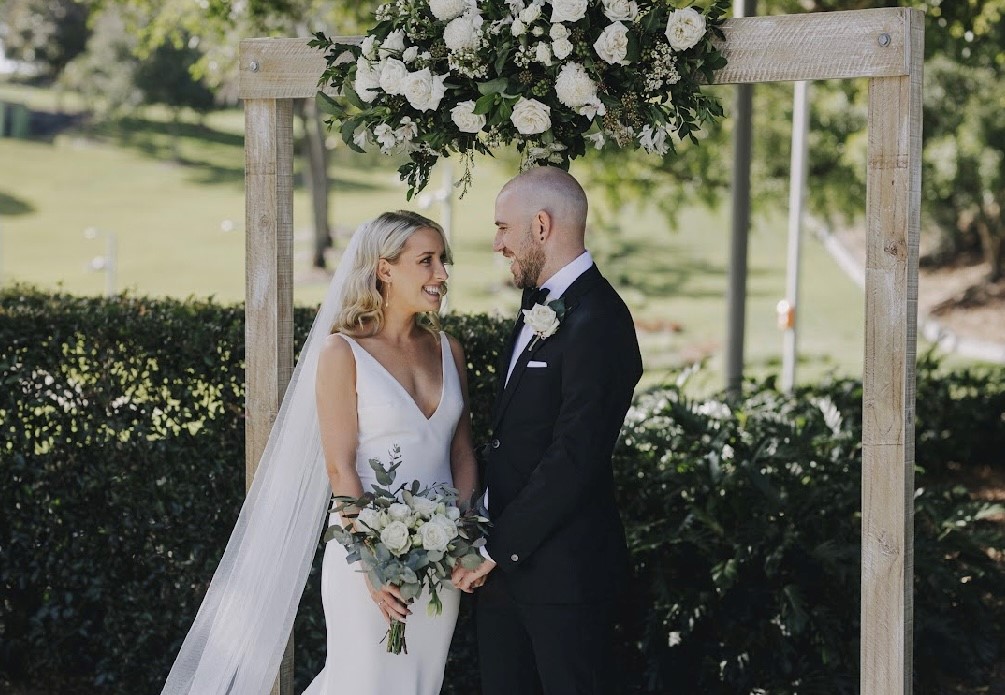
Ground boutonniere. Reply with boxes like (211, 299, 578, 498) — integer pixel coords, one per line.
(523, 298, 566, 351)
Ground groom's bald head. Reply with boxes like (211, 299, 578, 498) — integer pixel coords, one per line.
(498, 166, 588, 242)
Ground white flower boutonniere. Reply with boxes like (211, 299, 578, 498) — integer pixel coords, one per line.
(523, 298, 567, 350)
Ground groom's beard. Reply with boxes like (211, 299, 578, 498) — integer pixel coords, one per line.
(513, 239, 546, 289)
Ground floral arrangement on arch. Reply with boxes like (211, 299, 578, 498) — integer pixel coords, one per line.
(311, 0, 730, 197)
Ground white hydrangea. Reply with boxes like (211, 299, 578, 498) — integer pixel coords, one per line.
(428, 0, 467, 21)
(444, 12, 483, 52)
(554, 62, 597, 108)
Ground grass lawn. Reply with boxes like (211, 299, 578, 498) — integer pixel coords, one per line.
(1, 81, 871, 388)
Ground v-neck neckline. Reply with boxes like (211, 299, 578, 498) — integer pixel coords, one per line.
(347, 332, 446, 422)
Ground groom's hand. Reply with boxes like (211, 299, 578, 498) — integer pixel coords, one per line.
(451, 559, 496, 593)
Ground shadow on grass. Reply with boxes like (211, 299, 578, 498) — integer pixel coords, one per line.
(0, 190, 35, 216)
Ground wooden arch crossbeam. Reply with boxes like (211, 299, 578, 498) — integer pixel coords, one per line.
(238, 8, 923, 695)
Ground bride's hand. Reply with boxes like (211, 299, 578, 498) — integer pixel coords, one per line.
(365, 575, 411, 624)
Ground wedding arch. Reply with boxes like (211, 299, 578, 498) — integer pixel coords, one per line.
(238, 8, 922, 694)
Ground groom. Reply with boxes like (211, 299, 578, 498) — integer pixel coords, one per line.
(453, 166, 643, 694)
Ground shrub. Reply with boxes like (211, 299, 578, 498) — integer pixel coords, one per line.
(2, 287, 1003, 694)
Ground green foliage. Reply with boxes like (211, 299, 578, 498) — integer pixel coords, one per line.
(613, 372, 1005, 693)
(2, 288, 1003, 693)
(0, 0, 91, 77)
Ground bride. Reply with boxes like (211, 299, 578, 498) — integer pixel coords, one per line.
(162, 210, 479, 694)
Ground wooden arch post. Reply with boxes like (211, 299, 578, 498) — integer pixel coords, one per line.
(238, 8, 923, 694)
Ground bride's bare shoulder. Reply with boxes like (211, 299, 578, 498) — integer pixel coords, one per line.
(318, 332, 355, 369)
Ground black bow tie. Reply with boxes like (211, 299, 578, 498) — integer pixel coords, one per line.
(520, 286, 549, 311)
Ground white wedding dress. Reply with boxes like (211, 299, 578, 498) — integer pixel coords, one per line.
(303, 331, 462, 695)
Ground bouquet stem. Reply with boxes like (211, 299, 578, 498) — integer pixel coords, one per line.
(385, 618, 407, 654)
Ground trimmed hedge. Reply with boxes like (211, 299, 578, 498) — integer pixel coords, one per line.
(2, 286, 1003, 694)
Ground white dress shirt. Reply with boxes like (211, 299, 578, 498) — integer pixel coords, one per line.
(505, 250, 594, 384)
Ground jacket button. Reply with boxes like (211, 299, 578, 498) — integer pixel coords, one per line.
(510, 554, 519, 562)
(491, 438, 500, 449)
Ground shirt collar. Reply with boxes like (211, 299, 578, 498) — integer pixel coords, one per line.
(540, 250, 593, 300)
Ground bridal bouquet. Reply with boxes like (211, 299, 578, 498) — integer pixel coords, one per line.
(310, 0, 729, 197)
(323, 445, 491, 654)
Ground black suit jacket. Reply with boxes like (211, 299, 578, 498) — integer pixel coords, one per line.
(483, 264, 643, 604)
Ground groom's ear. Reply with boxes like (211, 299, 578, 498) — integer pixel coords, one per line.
(534, 210, 553, 242)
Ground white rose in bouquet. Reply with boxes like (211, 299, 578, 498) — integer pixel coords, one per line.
(380, 29, 407, 57)
(403, 68, 447, 111)
(356, 506, 383, 531)
(510, 97, 552, 135)
(511, 18, 527, 36)
(380, 520, 412, 556)
(429, 0, 467, 21)
(665, 7, 707, 52)
(410, 495, 440, 518)
(360, 35, 378, 60)
(555, 62, 598, 109)
(450, 100, 487, 133)
(593, 21, 630, 65)
(444, 12, 483, 52)
(388, 502, 412, 521)
(379, 58, 408, 95)
(550, 23, 569, 40)
(402, 46, 419, 63)
(445, 505, 461, 521)
(418, 520, 451, 552)
(430, 513, 459, 539)
(519, 4, 542, 23)
(602, 0, 638, 22)
(549, 0, 588, 23)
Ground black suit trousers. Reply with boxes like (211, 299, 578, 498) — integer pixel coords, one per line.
(476, 575, 616, 695)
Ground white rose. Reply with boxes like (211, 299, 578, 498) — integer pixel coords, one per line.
(388, 502, 412, 520)
(549, 0, 587, 23)
(353, 57, 382, 103)
(593, 21, 630, 65)
(402, 68, 447, 111)
(378, 58, 408, 95)
(379, 29, 406, 58)
(552, 38, 573, 60)
(511, 18, 527, 36)
(602, 0, 638, 22)
(664, 7, 707, 52)
(428, 0, 467, 21)
(451, 100, 487, 133)
(402, 46, 419, 63)
(519, 4, 541, 23)
(355, 506, 383, 531)
(522, 302, 560, 338)
(360, 35, 378, 60)
(418, 520, 451, 552)
(430, 513, 459, 539)
(554, 62, 597, 108)
(444, 12, 482, 52)
(410, 495, 440, 517)
(532, 25, 545, 36)
(534, 42, 553, 66)
(445, 505, 461, 521)
(510, 97, 552, 135)
(380, 520, 412, 556)
(549, 23, 569, 40)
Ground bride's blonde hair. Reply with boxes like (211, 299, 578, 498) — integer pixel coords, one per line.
(332, 210, 452, 337)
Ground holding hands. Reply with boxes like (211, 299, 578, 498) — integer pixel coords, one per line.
(451, 558, 496, 593)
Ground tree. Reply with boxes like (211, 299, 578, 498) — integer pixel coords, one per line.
(0, 0, 91, 77)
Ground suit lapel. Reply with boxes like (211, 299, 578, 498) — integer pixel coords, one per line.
(491, 265, 604, 430)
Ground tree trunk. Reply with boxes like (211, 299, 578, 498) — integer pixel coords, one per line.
(295, 23, 333, 269)
(975, 203, 1003, 283)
